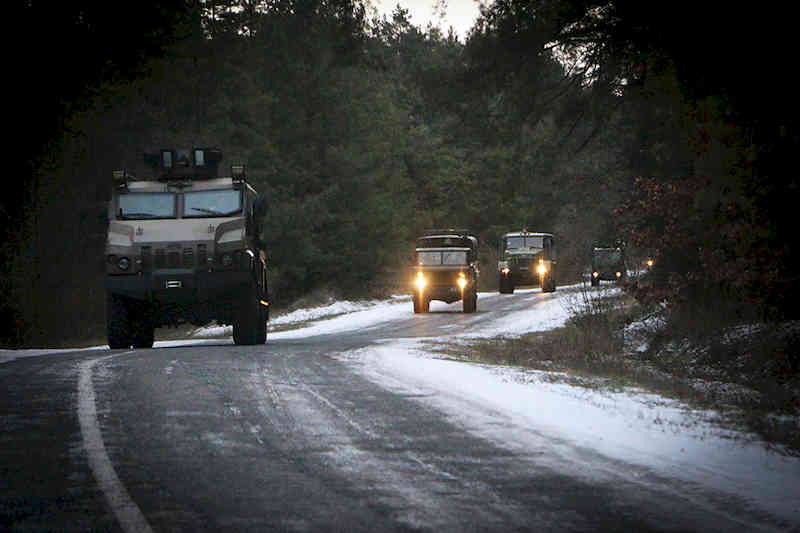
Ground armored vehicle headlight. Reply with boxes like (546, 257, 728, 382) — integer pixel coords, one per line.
(537, 263, 547, 275)
(415, 272, 426, 289)
(501, 266, 510, 275)
(457, 277, 467, 288)
(593, 271, 599, 278)
(616, 271, 622, 278)
(117, 257, 131, 270)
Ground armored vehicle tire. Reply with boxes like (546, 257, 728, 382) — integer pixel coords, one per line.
(234, 291, 267, 345)
(127, 301, 154, 349)
(107, 294, 132, 349)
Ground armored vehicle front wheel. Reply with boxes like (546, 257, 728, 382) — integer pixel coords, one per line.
(233, 291, 267, 345)
(107, 294, 132, 349)
(131, 306, 155, 349)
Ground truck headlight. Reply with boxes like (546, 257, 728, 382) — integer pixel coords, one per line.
(415, 272, 426, 289)
(616, 271, 622, 278)
(457, 276, 467, 288)
(537, 263, 547, 275)
(501, 267, 510, 275)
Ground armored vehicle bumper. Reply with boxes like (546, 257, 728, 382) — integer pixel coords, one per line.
(107, 269, 253, 303)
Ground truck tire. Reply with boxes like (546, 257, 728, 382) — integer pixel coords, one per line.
(413, 295, 423, 314)
(498, 275, 510, 294)
(107, 294, 132, 349)
(543, 275, 557, 293)
(463, 291, 477, 313)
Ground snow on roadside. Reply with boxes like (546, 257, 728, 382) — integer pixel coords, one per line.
(338, 338, 800, 527)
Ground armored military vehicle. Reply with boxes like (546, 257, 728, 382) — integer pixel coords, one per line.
(591, 246, 626, 286)
(412, 229, 479, 313)
(105, 148, 269, 348)
(497, 231, 556, 293)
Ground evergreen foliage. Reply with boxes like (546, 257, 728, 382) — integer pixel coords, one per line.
(4, 0, 797, 347)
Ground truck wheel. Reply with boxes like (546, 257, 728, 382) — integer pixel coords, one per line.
(413, 295, 423, 314)
(498, 276, 510, 294)
(107, 294, 132, 349)
(463, 291, 476, 313)
(421, 298, 430, 313)
(543, 275, 557, 293)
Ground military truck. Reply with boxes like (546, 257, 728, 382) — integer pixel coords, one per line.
(412, 229, 479, 313)
(105, 148, 269, 348)
(497, 231, 556, 294)
(590, 246, 626, 286)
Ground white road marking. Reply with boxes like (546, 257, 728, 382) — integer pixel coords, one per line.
(78, 354, 154, 533)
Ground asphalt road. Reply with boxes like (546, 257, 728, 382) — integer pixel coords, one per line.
(0, 289, 792, 532)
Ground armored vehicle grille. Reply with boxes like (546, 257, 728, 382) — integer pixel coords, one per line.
(155, 249, 165, 268)
(168, 250, 180, 268)
(140, 246, 152, 271)
(182, 247, 194, 267)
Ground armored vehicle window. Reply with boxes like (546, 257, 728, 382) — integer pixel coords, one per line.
(117, 192, 176, 219)
(505, 237, 525, 249)
(184, 189, 242, 218)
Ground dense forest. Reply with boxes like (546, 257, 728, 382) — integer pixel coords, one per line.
(3, 0, 798, 348)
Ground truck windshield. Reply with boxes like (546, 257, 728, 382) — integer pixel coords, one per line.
(506, 236, 543, 249)
(417, 250, 467, 266)
(117, 192, 176, 219)
(184, 189, 242, 217)
(594, 250, 622, 265)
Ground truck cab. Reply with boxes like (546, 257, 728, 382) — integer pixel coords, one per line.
(105, 148, 269, 348)
(590, 246, 626, 286)
(411, 229, 479, 313)
(497, 231, 556, 293)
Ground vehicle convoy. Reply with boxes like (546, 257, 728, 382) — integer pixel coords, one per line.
(497, 231, 556, 294)
(590, 246, 626, 286)
(412, 229, 479, 313)
(105, 148, 269, 348)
